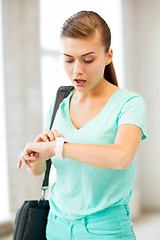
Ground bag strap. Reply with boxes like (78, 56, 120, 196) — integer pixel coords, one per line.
(41, 86, 74, 198)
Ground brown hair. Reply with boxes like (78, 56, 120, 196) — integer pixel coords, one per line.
(60, 10, 118, 86)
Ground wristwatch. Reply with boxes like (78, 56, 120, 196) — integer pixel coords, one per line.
(55, 137, 68, 160)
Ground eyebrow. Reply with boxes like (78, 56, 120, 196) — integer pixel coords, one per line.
(63, 51, 95, 57)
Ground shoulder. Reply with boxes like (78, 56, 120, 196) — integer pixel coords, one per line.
(116, 88, 146, 108)
(117, 89, 147, 140)
(118, 88, 143, 99)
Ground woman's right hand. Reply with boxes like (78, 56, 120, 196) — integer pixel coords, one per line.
(34, 129, 64, 143)
(17, 129, 65, 175)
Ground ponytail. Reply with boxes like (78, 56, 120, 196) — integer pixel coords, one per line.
(104, 62, 118, 86)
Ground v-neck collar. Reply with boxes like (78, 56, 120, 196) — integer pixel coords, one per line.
(66, 88, 121, 132)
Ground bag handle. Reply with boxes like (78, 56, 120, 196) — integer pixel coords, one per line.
(41, 86, 74, 199)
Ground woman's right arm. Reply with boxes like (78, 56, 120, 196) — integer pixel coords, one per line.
(27, 161, 47, 176)
(27, 130, 54, 176)
(17, 130, 64, 176)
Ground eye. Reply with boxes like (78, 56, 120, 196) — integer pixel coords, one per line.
(83, 59, 94, 64)
(64, 59, 74, 63)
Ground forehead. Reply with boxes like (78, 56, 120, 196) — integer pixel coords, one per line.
(61, 34, 105, 56)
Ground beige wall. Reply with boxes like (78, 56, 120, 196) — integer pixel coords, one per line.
(2, 0, 43, 214)
(122, 0, 160, 211)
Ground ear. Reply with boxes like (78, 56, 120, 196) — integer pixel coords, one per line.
(105, 48, 113, 65)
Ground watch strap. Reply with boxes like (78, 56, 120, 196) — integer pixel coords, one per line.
(55, 137, 68, 160)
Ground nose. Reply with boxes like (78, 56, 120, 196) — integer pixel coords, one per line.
(73, 60, 83, 75)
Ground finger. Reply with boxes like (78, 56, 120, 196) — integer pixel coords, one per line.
(27, 159, 36, 164)
(21, 156, 32, 168)
(29, 152, 37, 157)
(59, 133, 64, 138)
(35, 134, 48, 142)
(24, 160, 32, 169)
(34, 135, 43, 142)
(42, 130, 53, 142)
(45, 130, 55, 142)
(24, 153, 37, 161)
(26, 154, 39, 164)
(28, 151, 39, 159)
(52, 129, 60, 139)
(47, 130, 55, 142)
(33, 152, 39, 157)
(17, 157, 22, 169)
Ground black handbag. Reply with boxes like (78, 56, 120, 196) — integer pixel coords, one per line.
(13, 86, 74, 240)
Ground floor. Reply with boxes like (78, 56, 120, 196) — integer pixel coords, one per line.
(1, 212, 160, 240)
(0, 235, 12, 240)
(133, 212, 160, 240)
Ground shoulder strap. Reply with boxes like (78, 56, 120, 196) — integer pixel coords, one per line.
(49, 86, 74, 130)
(41, 86, 74, 194)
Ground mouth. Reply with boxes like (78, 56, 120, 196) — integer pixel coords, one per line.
(74, 78, 86, 87)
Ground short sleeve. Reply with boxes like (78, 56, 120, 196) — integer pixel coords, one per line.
(43, 95, 57, 130)
(118, 95, 147, 140)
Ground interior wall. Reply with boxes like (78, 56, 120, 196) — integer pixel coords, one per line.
(2, 0, 43, 214)
(122, 0, 160, 211)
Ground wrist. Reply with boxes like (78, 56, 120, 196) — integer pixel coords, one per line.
(48, 141, 56, 158)
(62, 141, 69, 158)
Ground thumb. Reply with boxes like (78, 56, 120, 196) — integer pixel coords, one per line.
(59, 133, 65, 138)
(34, 152, 39, 157)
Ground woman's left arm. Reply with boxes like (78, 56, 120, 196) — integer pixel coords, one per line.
(21, 124, 142, 170)
(63, 124, 142, 169)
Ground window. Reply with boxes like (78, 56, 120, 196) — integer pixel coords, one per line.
(0, 0, 9, 221)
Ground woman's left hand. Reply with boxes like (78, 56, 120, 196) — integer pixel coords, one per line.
(34, 129, 64, 143)
(17, 141, 55, 169)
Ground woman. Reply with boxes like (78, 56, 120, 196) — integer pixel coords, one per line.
(17, 11, 147, 239)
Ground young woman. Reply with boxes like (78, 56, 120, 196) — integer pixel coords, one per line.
(17, 11, 147, 239)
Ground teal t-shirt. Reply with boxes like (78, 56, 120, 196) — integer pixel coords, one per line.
(44, 87, 147, 220)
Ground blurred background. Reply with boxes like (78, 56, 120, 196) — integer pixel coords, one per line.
(0, 0, 160, 239)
